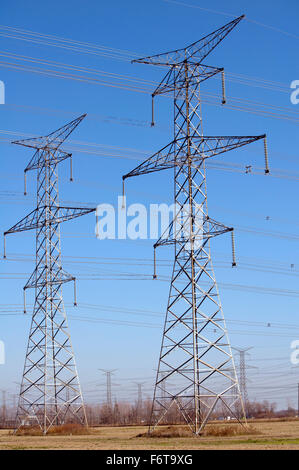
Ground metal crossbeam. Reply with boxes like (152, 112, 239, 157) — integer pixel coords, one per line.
(24, 149, 72, 172)
(123, 135, 266, 179)
(151, 64, 224, 97)
(154, 215, 233, 249)
(4, 206, 95, 235)
(12, 114, 86, 151)
(132, 16, 244, 67)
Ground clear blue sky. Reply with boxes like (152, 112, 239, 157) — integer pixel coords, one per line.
(0, 0, 299, 409)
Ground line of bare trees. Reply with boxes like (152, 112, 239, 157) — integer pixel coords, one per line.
(1, 399, 296, 428)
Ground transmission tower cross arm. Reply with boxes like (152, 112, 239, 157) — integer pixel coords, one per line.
(123, 134, 267, 180)
(24, 149, 72, 173)
(4, 206, 95, 236)
(132, 15, 245, 67)
(154, 215, 233, 249)
(152, 64, 224, 97)
(57, 206, 96, 224)
(123, 140, 176, 179)
(24, 266, 75, 290)
(152, 216, 236, 278)
(12, 114, 87, 151)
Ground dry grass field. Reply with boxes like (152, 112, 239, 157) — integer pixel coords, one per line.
(0, 419, 299, 450)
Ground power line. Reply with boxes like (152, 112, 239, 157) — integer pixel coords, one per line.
(0, 52, 297, 124)
(0, 26, 141, 61)
(163, 0, 299, 41)
(1, 299, 299, 332)
(0, 49, 293, 96)
(0, 23, 294, 93)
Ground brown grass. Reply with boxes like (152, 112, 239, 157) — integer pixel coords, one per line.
(141, 425, 193, 438)
(1, 419, 299, 450)
(14, 423, 90, 436)
(139, 423, 260, 438)
(203, 424, 260, 437)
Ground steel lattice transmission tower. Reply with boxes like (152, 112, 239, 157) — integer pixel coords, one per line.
(134, 382, 145, 410)
(99, 369, 117, 408)
(134, 382, 145, 422)
(233, 347, 255, 416)
(3, 114, 95, 434)
(123, 16, 269, 434)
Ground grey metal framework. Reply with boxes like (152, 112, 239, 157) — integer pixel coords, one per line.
(3, 115, 95, 434)
(123, 16, 269, 434)
(134, 382, 145, 410)
(99, 369, 116, 408)
(233, 347, 255, 417)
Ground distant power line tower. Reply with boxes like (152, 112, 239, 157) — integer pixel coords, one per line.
(123, 16, 269, 435)
(1, 390, 6, 425)
(99, 369, 117, 408)
(3, 115, 95, 434)
(134, 382, 145, 410)
(233, 347, 255, 415)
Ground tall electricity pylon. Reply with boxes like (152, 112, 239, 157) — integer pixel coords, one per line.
(233, 347, 255, 416)
(134, 382, 145, 409)
(134, 382, 145, 422)
(123, 16, 269, 435)
(3, 115, 95, 434)
(99, 369, 117, 408)
(1, 390, 6, 426)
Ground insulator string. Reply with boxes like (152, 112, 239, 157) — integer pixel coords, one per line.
(231, 230, 236, 267)
(3, 235, 6, 259)
(73, 278, 77, 306)
(122, 178, 126, 209)
(151, 94, 155, 127)
(221, 70, 227, 105)
(23, 288, 27, 314)
(95, 213, 99, 238)
(264, 136, 270, 174)
(70, 154, 73, 182)
(24, 171, 27, 196)
(153, 246, 157, 279)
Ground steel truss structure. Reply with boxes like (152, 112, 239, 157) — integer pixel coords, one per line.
(233, 347, 256, 417)
(123, 16, 269, 434)
(4, 115, 95, 434)
(99, 369, 117, 408)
